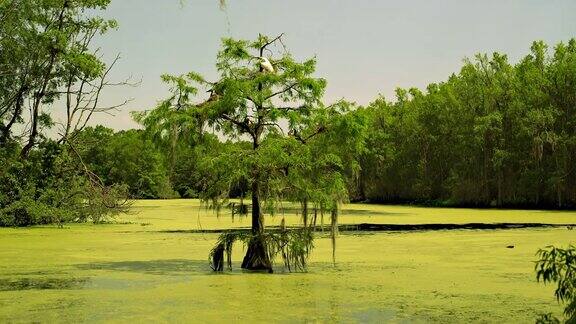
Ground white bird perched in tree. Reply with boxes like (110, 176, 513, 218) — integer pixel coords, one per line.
(258, 56, 274, 73)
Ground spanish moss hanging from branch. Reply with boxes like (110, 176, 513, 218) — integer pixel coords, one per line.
(209, 228, 314, 273)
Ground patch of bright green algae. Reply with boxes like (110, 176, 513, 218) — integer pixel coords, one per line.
(0, 199, 574, 322)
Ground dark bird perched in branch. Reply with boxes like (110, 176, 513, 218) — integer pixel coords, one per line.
(198, 83, 222, 107)
(206, 89, 220, 103)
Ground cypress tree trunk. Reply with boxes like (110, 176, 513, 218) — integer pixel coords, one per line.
(302, 198, 308, 228)
(240, 41, 277, 272)
(320, 208, 325, 232)
(240, 176, 273, 272)
(331, 206, 338, 264)
(312, 207, 318, 231)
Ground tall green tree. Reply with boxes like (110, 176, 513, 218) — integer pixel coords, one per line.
(73, 126, 175, 199)
(0, 0, 130, 227)
(141, 34, 366, 271)
(0, 0, 122, 156)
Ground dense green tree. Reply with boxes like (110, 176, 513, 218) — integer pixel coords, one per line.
(74, 126, 175, 199)
(0, 139, 128, 226)
(0, 0, 129, 227)
(0, 0, 121, 156)
(359, 39, 576, 208)
(132, 73, 208, 198)
(139, 34, 366, 272)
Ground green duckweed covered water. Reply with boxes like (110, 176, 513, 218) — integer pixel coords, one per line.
(0, 200, 574, 322)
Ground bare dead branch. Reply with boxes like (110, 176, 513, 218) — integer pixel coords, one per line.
(293, 126, 327, 144)
(260, 33, 285, 56)
(221, 113, 253, 136)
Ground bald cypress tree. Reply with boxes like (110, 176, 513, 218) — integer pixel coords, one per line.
(139, 34, 365, 272)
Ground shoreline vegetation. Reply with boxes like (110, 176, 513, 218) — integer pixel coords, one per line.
(124, 196, 576, 211)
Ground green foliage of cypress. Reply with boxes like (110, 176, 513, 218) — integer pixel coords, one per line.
(138, 34, 365, 271)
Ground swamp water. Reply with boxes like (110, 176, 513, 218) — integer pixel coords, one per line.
(1, 200, 574, 322)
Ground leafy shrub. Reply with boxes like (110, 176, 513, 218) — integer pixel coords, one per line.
(535, 245, 576, 323)
(0, 139, 129, 227)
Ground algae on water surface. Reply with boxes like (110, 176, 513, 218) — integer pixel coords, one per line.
(0, 199, 574, 322)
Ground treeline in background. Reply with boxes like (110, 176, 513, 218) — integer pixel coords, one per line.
(72, 40, 576, 208)
(359, 40, 576, 208)
(1, 37, 575, 226)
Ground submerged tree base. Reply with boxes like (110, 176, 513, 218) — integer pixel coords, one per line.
(209, 229, 314, 273)
(241, 236, 273, 273)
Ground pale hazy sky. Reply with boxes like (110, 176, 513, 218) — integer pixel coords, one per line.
(84, 0, 576, 130)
